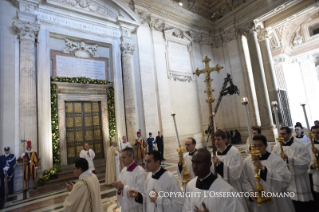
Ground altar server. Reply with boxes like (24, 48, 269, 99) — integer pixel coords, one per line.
(272, 127, 313, 212)
(245, 127, 271, 154)
(306, 126, 319, 210)
(129, 150, 184, 212)
(211, 130, 248, 211)
(80, 142, 96, 174)
(0, 147, 16, 196)
(294, 122, 310, 145)
(243, 135, 295, 212)
(111, 147, 146, 212)
(183, 148, 245, 212)
(177, 137, 197, 180)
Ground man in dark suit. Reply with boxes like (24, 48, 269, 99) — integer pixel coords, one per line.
(155, 131, 165, 161)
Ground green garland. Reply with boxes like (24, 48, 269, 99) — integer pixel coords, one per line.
(38, 77, 115, 186)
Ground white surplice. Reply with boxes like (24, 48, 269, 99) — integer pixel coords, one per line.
(305, 141, 319, 192)
(116, 162, 146, 212)
(139, 167, 184, 212)
(183, 174, 245, 212)
(210, 145, 248, 211)
(242, 153, 295, 212)
(272, 137, 313, 201)
(295, 135, 310, 146)
(177, 150, 196, 180)
(80, 149, 96, 172)
(63, 170, 103, 212)
(120, 141, 132, 150)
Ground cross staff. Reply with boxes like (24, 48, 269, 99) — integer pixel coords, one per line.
(193, 56, 223, 176)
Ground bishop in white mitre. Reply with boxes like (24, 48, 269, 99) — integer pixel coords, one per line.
(130, 151, 184, 212)
(183, 148, 245, 212)
(177, 137, 197, 182)
(273, 127, 313, 211)
(111, 147, 146, 212)
(211, 130, 248, 211)
(242, 135, 295, 212)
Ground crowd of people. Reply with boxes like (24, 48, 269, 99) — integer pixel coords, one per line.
(1, 122, 319, 212)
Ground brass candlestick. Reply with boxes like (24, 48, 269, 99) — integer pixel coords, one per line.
(308, 133, 319, 170)
(177, 144, 191, 185)
(250, 145, 272, 206)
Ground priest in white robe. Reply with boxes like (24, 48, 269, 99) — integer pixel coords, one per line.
(120, 135, 132, 150)
(183, 148, 245, 212)
(242, 135, 295, 212)
(80, 142, 96, 174)
(177, 137, 197, 182)
(272, 127, 313, 212)
(211, 130, 248, 211)
(129, 150, 184, 212)
(306, 126, 319, 210)
(63, 158, 103, 212)
(111, 147, 146, 212)
(106, 141, 121, 182)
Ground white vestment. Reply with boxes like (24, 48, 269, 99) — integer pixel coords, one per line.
(117, 162, 146, 212)
(272, 138, 313, 201)
(63, 170, 103, 212)
(139, 167, 184, 212)
(120, 141, 132, 150)
(295, 135, 310, 146)
(306, 141, 319, 192)
(183, 174, 245, 212)
(112, 146, 120, 180)
(80, 149, 95, 172)
(242, 153, 295, 212)
(177, 151, 196, 181)
(210, 145, 248, 211)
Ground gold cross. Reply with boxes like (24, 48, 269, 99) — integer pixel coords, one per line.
(193, 56, 223, 103)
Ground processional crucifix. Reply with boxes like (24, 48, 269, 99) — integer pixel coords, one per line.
(193, 55, 223, 175)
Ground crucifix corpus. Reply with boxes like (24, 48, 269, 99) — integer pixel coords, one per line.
(193, 55, 223, 175)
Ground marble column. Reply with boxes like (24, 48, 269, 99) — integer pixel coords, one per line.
(13, 20, 40, 153)
(120, 41, 138, 143)
(258, 27, 282, 125)
(246, 30, 275, 139)
(37, 29, 52, 170)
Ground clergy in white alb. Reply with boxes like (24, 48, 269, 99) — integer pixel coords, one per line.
(120, 135, 132, 150)
(306, 126, 319, 210)
(242, 135, 295, 212)
(183, 148, 245, 212)
(272, 127, 313, 211)
(211, 130, 248, 211)
(177, 137, 197, 182)
(80, 142, 96, 174)
(111, 147, 146, 212)
(63, 158, 103, 212)
(294, 123, 310, 146)
(130, 151, 184, 212)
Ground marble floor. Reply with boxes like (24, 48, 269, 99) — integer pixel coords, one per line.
(0, 143, 273, 212)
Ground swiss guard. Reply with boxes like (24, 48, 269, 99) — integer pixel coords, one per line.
(0, 147, 16, 197)
(20, 141, 39, 190)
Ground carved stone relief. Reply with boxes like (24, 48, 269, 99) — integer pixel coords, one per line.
(63, 38, 99, 58)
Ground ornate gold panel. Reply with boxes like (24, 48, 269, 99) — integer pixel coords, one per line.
(85, 116, 92, 126)
(66, 117, 74, 127)
(92, 103, 99, 112)
(85, 131, 93, 140)
(76, 131, 83, 141)
(67, 132, 75, 142)
(94, 130, 101, 139)
(95, 144, 102, 153)
(76, 146, 83, 155)
(68, 147, 75, 157)
(74, 103, 82, 112)
(93, 116, 100, 125)
(66, 102, 73, 113)
(75, 117, 82, 127)
(84, 103, 91, 112)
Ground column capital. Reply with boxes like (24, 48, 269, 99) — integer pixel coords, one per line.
(120, 42, 135, 55)
(256, 26, 272, 42)
(12, 20, 40, 41)
(149, 17, 165, 31)
(237, 21, 255, 36)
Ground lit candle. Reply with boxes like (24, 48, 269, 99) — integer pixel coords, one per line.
(242, 97, 253, 144)
(300, 103, 310, 130)
(271, 101, 280, 137)
(171, 111, 180, 145)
